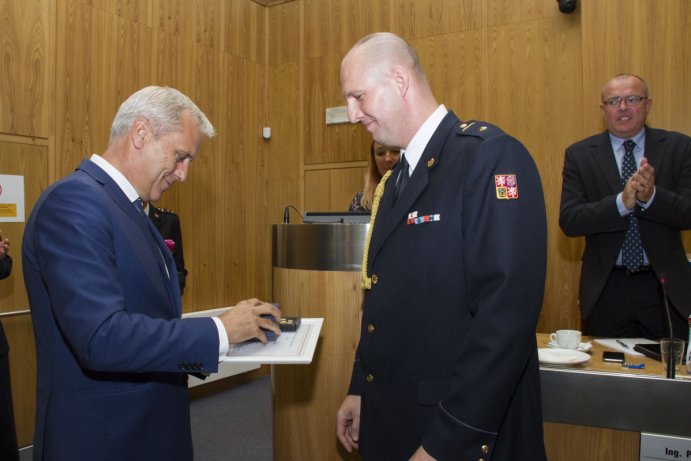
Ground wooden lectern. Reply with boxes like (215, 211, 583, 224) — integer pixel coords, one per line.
(272, 223, 366, 461)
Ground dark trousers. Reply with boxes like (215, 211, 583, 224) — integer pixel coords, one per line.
(586, 269, 687, 340)
(0, 351, 19, 461)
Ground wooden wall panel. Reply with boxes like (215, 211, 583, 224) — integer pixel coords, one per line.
(268, 0, 300, 65)
(409, 30, 485, 121)
(302, 0, 394, 167)
(221, 0, 266, 62)
(484, 0, 560, 28)
(304, 54, 369, 165)
(544, 422, 640, 461)
(304, 166, 366, 212)
(303, 0, 392, 59)
(393, 0, 481, 38)
(484, 16, 585, 332)
(55, 0, 140, 178)
(267, 60, 302, 220)
(0, 0, 53, 138)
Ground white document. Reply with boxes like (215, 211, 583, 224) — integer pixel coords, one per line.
(594, 338, 656, 356)
(224, 318, 323, 365)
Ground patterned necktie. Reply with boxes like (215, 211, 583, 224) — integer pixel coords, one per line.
(620, 140, 644, 271)
(133, 198, 145, 215)
(394, 154, 410, 203)
(134, 198, 171, 279)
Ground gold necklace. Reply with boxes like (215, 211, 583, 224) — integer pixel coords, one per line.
(361, 170, 392, 289)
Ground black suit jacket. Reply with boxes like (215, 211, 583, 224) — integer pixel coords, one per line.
(351, 112, 547, 460)
(148, 207, 187, 294)
(0, 255, 18, 460)
(0, 255, 12, 356)
(560, 126, 691, 320)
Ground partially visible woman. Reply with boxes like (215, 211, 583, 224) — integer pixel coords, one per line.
(349, 141, 401, 211)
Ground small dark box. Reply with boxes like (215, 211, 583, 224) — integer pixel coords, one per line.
(279, 317, 301, 332)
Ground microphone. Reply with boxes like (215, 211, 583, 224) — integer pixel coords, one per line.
(283, 206, 290, 224)
(659, 273, 676, 379)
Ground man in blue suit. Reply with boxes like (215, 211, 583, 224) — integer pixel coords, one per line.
(23, 86, 281, 460)
(336, 33, 547, 461)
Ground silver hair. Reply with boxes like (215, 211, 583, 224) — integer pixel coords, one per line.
(109, 86, 215, 144)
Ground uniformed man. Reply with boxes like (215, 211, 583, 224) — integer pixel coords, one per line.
(336, 32, 548, 461)
(144, 203, 188, 294)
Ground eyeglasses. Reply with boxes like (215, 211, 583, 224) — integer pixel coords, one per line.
(602, 95, 647, 108)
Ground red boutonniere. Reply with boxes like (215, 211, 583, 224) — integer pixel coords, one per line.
(164, 239, 176, 252)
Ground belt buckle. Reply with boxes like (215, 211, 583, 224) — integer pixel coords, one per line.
(626, 266, 649, 276)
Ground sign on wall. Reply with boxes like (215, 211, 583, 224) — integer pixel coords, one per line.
(0, 174, 25, 222)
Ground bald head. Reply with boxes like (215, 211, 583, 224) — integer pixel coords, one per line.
(340, 33, 438, 148)
(343, 32, 427, 84)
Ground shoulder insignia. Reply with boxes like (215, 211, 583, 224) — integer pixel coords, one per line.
(155, 207, 177, 215)
(456, 120, 502, 140)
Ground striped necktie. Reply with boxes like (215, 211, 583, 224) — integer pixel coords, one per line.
(394, 154, 410, 203)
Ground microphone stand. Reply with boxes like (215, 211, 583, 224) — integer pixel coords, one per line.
(659, 274, 676, 379)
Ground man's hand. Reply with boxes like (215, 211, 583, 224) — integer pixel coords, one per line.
(0, 233, 10, 259)
(336, 395, 361, 453)
(218, 298, 281, 344)
(632, 157, 655, 203)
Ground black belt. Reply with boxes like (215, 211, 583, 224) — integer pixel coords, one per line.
(612, 265, 652, 276)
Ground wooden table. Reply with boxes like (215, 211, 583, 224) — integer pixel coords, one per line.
(537, 333, 691, 460)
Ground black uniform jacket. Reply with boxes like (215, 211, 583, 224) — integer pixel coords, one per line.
(149, 207, 187, 294)
(351, 111, 548, 461)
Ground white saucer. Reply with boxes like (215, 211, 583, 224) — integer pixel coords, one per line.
(547, 340, 592, 352)
(538, 348, 591, 365)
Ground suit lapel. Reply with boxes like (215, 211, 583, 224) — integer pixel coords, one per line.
(589, 131, 623, 193)
(78, 160, 182, 313)
(367, 112, 459, 267)
(643, 126, 665, 171)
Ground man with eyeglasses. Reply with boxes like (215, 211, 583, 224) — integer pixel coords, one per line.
(560, 73, 691, 340)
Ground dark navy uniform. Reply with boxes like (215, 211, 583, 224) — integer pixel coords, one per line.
(352, 112, 547, 460)
(148, 206, 188, 295)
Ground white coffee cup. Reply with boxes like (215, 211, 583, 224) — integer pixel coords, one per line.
(550, 330, 582, 349)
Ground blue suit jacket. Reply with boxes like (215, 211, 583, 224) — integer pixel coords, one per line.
(23, 160, 219, 460)
(351, 112, 547, 460)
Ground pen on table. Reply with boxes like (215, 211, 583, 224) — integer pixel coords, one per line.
(615, 339, 629, 349)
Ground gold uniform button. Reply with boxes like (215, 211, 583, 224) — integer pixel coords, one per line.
(478, 459, 485, 461)
(371, 274, 378, 284)
(481, 444, 489, 453)
(366, 374, 374, 383)
(367, 324, 375, 334)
